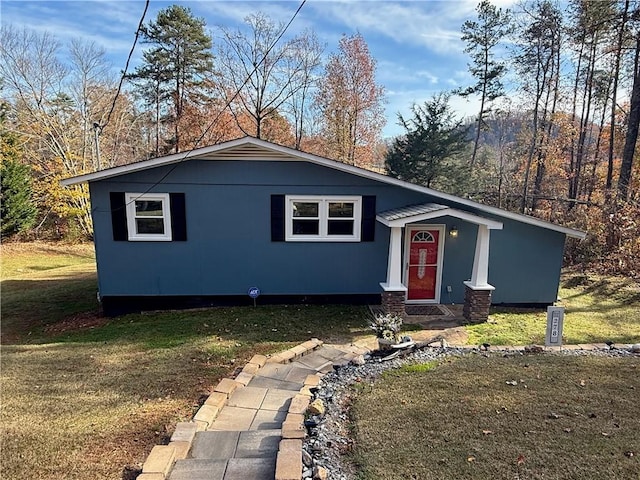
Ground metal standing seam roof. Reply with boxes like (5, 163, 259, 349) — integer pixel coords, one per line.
(377, 203, 450, 221)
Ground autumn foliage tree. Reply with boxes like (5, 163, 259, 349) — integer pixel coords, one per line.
(1, 26, 144, 238)
(315, 33, 385, 167)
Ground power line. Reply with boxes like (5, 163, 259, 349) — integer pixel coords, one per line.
(193, 0, 308, 151)
(107, 0, 308, 211)
(100, 0, 150, 134)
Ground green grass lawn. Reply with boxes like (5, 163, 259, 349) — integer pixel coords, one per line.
(1, 242, 98, 343)
(465, 273, 640, 346)
(351, 354, 640, 480)
(1, 242, 371, 480)
(2, 242, 638, 480)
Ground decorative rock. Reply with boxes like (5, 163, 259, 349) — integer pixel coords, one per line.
(351, 355, 366, 366)
(302, 448, 313, 467)
(301, 345, 635, 480)
(307, 399, 325, 416)
(524, 345, 544, 354)
(313, 465, 328, 480)
(631, 343, 640, 353)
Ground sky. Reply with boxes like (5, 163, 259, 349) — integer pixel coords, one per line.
(1, 0, 516, 138)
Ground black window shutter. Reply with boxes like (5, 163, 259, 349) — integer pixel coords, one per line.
(361, 195, 376, 242)
(170, 193, 187, 241)
(110, 192, 128, 241)
(271, 194, 285, 242)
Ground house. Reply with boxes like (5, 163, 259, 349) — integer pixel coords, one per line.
(61, 137, 586, 320)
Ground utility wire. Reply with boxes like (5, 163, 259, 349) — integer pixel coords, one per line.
(105, 0, 308, 213)
(100, 0, 150, 134)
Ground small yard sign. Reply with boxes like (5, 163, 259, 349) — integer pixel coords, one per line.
(545, 306, 564, 346)
(248, 286, 260, 307)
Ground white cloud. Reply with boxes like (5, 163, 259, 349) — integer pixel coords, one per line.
(2, 1, 145, 56)
(306, 1, 472, 55)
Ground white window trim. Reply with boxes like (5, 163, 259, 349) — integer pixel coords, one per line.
(285, 195, 362, 242)
(125, 192, 172, 241)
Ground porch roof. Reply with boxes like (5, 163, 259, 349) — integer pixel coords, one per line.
(376, 203, 503, 229)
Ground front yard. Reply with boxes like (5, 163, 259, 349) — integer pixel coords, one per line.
(0, 243, 370, 479)
(1, 242, 638, 479)
(351, 353, 639, 479)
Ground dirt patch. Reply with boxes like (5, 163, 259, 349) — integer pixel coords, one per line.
(44, 311, 108, 334)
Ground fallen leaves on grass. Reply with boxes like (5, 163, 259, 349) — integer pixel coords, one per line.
(43, 312, 107, 334)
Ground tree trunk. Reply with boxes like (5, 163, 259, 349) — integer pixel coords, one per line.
(617, 33, 640, 200)
(606, 0, 630, 190)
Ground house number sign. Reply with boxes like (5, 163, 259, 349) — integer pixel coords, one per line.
(545, 306, 564, 346)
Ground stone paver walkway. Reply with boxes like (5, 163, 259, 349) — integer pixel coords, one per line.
(166, 344, 357, 480)
(139, 325, 632, 480)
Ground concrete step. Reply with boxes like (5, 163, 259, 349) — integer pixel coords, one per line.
(191, 429, 281, 459)
(169, 458, 227, 480)
(191, 431, 240, 459)
(225, 457, 276, 480)
(169, 456, 277, 480)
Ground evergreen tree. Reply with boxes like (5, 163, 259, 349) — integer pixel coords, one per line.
(459, 0, 511, 167)
(131, 5, 214, 154)
(386, 94, 469, 191)
(1, 130, 36, 238)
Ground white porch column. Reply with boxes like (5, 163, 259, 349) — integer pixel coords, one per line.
(466, 224, 493, 289)
(380, 226, 406, 291)
(463, 224, 494, 323)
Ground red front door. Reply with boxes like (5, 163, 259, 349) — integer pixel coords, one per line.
(406, 228, 440, 301)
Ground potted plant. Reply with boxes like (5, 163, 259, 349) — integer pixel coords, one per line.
(369, 313, 403, 350)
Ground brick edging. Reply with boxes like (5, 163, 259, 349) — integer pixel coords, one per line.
(138, 338, 324, 480)
(273, 340, 324, 480)
(275, 342, 370, 480)
(139, 339, 624, 479)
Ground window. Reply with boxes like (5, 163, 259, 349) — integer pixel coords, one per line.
(125, 193, 172, 241)
(285, 195, 361, 241)
(412, 231, 435, 243)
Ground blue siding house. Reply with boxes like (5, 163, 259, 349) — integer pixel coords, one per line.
(62, 137, 585, 320)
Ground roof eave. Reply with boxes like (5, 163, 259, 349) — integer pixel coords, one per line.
(60, 136, 587, 239)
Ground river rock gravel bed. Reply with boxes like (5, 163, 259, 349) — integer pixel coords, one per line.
(302, 345, 638, 480)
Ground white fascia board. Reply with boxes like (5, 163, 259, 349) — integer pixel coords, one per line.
(61, 148, 216, 185)
(270, 148, 585, 238)
(60, 136, 586, 239)
(60, 136, 259, 186)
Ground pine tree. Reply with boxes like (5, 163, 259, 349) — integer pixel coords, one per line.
(131, 5, 214, 154)
(1, 130, 36, 238)
(459, 0, 512, 167)
(386, 94, 469, 190)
